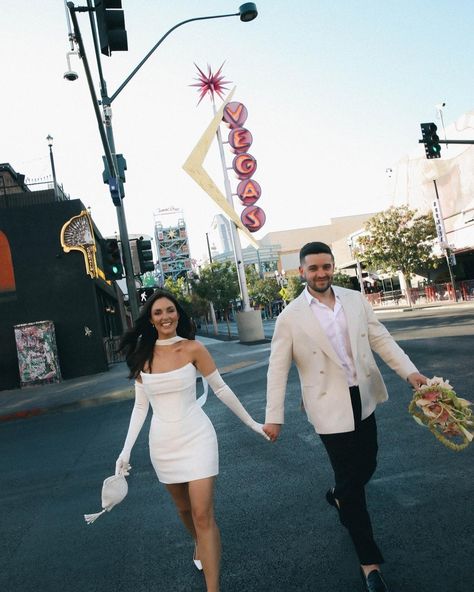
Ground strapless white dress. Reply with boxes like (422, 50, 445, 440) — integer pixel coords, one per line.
(140, 363, 218, 484)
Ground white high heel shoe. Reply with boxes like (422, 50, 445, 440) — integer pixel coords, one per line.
(193, 543, 203, 571)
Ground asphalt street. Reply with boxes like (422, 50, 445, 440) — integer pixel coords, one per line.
(1, 308, 473, 592)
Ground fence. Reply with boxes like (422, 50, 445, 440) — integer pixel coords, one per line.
(103, 336, 126, 364)
(365, 280, 474, 307)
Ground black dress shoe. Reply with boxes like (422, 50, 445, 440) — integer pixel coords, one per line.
(360, 569, 389, 592)
(325, 488, 337, 508)
(325, 488, 341, 518)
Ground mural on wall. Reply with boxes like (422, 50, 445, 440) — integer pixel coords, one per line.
(14, 320, 62, 387)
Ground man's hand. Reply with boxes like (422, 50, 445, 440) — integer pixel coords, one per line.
(407, 372, 428, 389)
(263, 423, 282, 442)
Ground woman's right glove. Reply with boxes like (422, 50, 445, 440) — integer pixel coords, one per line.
(250, 421, 271, 441)
(204, 369, 270, 441)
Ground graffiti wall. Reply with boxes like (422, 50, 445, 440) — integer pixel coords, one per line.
(14, 320, 62, 387)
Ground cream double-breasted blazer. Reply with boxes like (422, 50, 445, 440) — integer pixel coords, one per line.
(265, 286, 418, 434)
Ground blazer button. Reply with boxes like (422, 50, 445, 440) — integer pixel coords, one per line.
(320, 370, 325, 374)
(361, 333, 366, 337)
(321, 391, 327, 395)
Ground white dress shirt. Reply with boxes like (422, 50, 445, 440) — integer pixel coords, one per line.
(304, 287, 358, 387)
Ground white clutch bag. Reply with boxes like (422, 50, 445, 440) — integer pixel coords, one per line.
(84, 474, 128, 525)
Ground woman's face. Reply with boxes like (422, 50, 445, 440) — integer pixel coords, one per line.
(150, 297, 179, 339)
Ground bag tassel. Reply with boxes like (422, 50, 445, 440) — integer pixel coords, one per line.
(84, 509, 107, 524)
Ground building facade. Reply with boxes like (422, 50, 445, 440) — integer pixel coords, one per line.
(0, 164, 124, 390)
(154, 208, 192, 282)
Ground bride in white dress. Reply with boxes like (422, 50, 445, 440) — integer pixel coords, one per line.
(116, 289, 269, 592)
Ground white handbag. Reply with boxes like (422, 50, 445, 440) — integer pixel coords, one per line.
(84, 474, 128, 525)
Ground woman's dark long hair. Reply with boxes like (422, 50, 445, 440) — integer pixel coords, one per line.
(120, 289, 195, 379)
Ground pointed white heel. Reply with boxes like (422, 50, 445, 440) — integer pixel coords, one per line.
(193, 543, 203, 571)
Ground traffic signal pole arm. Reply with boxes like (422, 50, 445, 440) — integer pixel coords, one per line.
(109, 12, 240, 104)
(419, 139, 474, 145)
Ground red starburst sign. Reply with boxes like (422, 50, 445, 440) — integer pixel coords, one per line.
(191, 63, 231, 104)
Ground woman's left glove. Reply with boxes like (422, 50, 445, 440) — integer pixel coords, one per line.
(115, 452, 131, 476)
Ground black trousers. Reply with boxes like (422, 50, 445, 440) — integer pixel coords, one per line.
(319, 386, 384, 565)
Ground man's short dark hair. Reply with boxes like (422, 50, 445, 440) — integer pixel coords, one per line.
(299, 241, 334, 263)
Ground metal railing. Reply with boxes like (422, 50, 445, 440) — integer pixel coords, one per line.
(365, 280, 474, 307)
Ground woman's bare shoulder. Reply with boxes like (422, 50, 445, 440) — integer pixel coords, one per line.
(182, 338, 206, 354)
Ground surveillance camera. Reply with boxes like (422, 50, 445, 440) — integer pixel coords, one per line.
(64, 70, 78, 82)
(435, 102, 446, 109)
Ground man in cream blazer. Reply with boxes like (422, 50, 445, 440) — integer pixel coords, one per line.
(263, 242, 427, 592)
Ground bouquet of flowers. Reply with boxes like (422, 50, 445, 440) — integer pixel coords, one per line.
(409, 376, 473, 451)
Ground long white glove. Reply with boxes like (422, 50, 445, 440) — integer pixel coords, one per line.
(115, 381, 150, 475)
(204, 369, 270, 441)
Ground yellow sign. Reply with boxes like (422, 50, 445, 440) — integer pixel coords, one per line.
(60, 210, 99, 278)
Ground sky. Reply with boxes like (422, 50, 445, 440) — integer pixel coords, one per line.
(2, 0, 474, 262)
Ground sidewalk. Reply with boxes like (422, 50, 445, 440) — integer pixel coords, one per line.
(0, 336, 272, 423)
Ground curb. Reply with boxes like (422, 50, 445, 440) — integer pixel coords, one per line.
(0, 387, 134, 424)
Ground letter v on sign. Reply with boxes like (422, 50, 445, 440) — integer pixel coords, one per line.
(182, 88, 259, 248)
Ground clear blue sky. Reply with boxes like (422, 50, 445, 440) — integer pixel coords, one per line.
(2, 0, 474, 260)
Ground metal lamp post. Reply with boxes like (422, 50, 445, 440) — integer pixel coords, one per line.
(46, 134, 59, 200)
(65, 2, 258, 321)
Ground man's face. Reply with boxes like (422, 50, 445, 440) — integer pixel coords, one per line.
(299, 253, 335, 295)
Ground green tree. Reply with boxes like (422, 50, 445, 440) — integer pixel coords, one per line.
(333, 270, 354, 289)
(163, 276, 186, 298)
(282, 275, 304, 302)
(191, 261, 240, 337)
(248, 276, 281, 316)
(356, 205, 437, 306)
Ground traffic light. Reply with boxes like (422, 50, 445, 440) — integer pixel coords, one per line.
(136, 238, 154, 273)
(94, 0, 128, 56)
(101, 238, 124, 280)
(420, 122, 441, 159)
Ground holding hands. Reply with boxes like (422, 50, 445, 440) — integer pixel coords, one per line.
(263, 423, 281, 443)
(250, 421, 272, 441)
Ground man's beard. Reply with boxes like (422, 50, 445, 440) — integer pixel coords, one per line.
(308, 278, 332, 293)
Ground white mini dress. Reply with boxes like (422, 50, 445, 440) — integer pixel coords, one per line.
(140, 363, 218, 484)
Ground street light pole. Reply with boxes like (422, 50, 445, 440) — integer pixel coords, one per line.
(65, 2, 258, 322)
(46, 134, 59, 200)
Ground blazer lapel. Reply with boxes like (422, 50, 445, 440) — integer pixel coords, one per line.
(293, 293, 343, 368)
(332, 286, 359, 357)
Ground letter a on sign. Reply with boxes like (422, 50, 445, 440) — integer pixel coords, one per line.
(237, 179, 261, 205)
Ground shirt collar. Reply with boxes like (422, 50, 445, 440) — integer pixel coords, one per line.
(304, 285, 339, 307)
